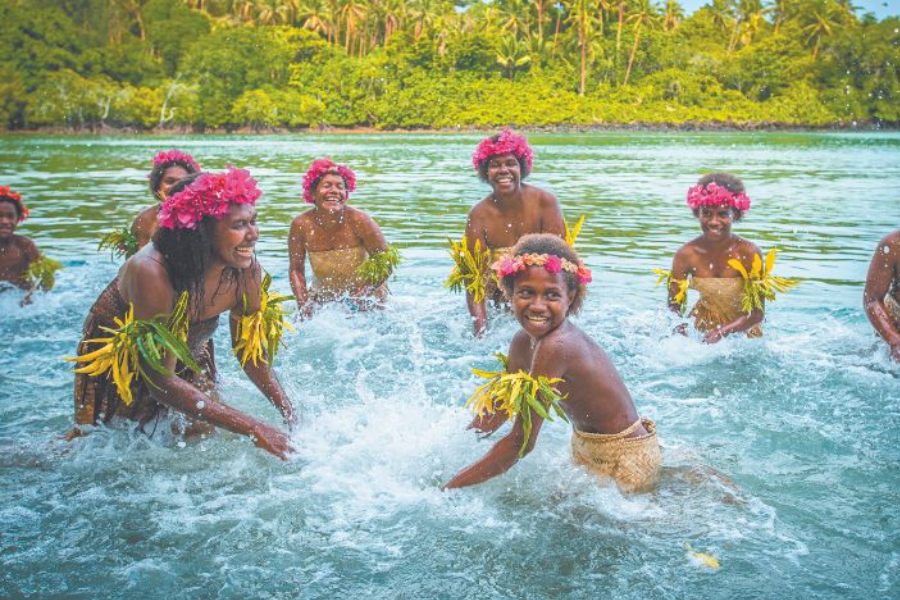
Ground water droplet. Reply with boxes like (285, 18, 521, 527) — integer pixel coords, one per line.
(196, 400, 205, 409)
(177, 441, 186, 448)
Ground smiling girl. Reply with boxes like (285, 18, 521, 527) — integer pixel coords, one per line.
(665, 173, 773, 343)
(69, 169, 296, 459)
(449, 130, 565, 336)
(288, 158, 398, 315)
(444, 234, 661, 493)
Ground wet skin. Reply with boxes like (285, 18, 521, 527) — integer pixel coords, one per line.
(444, 266, 644, 489)
(132, 165, 191, 249)
(288, 173, 389, 314)
(464, 152, 566, 336)
(668, 205, 764, 343)
(863, 229, 900, 361)
(117, 204, 295, 459)
(0, 200, 39, 290)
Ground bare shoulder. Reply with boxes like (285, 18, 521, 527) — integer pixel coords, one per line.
(525, 184, 559, 207)
(135, 204, 158, 221)
(734, 237, 763, 259)
(122, 251, 174, 316)
(289, 210, 315, 235)
(876, 230, 900, 254)
(673, 237, 703, 261)
(467, 195, 496, 220)
(507, 330, 532, 370)
(347, 206, 379, 229)
(14, 235, 39, 257)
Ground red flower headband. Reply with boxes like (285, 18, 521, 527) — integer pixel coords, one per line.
(472, 129, 534, 172)
(158, 167, 261, 231)
(0, 185, 29, 222)
(302, 158, 357, 204)
(687, 182, 751, 213)
(493, 253, 592, 285)
(151, 149, 201, 174)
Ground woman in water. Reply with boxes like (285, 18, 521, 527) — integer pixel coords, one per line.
(661, 173, 795, 343)
(100, 150, 201, 258)
(288, 158, 398, 315)
(863, 229, 900, 361)
(448, 129, 565, 336)
(69, 168, 295, 459)
(444, 234, 661, 492)
(0, 186, 60, 296)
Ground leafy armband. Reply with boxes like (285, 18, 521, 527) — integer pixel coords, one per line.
(653, 268, 689, 315)
(24, 256, 63, 291)
(727, 249, 799, 315)
(98, 227, 139, 260)
(444, 236, 495, 304)
(355, 245, 401, 286)
(465, 352, 568, 456)
(64, 292, 200, 405)
(233, 273, 295, 368)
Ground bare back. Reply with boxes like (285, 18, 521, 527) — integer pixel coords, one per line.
(508, 321, 640, 435)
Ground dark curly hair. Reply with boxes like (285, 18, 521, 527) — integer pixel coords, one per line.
(500, 234, 587, 316)
(476, 135, 532, 182)
(149, 159, 200, 198)
(151, 174, 242, 320)
(693, 172, 747, 221)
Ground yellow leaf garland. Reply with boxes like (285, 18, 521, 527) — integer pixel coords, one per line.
(24, 256, 62, 291)
(684, 543, 720, 570)
(652, 268, 689, 315)
(98, 227, 139, 260)
(444, 235, 495, 304)
(564, 214, 586, 247)
(465, 352, 568, 456)
(233, 273, 295, 368)
(63, 291, 200, 406)
(727, 249, 799, 315)
(355, 245, 401, 286)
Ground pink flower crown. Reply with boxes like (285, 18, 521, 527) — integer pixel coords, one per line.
(151, 149, 201, 174)
(472, 129, 534, 173)
(687, 182, 751, 213)
(158, 167, 261, 231)
(493, 253, 592, 285)
(302, 158, 357, 204)
(0, 185, 28, 222)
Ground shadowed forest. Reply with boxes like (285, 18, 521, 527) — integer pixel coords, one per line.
(0, 0, 897, 131)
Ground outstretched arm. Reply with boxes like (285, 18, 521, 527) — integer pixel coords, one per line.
(864, 233, 900, 359)
(444, 412, 545, 489)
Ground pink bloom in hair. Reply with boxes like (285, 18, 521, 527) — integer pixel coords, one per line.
(158, 168, 261, 231)
(576, 265, 593, 285)
(686, 181, 752, 214)
(302, 158, 357, 203)
(151, 149, 201, 173)
(544, 255, 563, 273)
(472, 129, 535, 173)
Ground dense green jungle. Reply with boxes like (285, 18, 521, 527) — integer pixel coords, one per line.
(0, 0, 897, 130)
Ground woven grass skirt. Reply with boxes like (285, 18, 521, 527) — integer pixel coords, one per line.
(571, 417, 662, 493)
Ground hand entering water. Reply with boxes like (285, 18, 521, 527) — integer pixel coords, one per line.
(251, 423, 294, 460)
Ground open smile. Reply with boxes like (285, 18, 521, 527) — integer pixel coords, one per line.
(235, 245, 255, 257)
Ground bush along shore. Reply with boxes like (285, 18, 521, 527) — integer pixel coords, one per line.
(1, 1, 897, 132)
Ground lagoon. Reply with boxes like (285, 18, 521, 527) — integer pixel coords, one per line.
(1, 132, 899, 599)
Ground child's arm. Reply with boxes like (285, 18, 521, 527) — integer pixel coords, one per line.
(864, 232, 900, 360)
(464, 213, 489, 337)
(668, 247, 691, 317)
(287, 217, 311, 316)
(443, 412, 546, 489)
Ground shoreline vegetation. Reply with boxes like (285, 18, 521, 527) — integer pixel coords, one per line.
(1, 1, 897, 133)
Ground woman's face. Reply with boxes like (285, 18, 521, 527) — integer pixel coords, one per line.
(487, 153, 521, 194)
(511, 266, 574, 339)
(697, 205, 735, 241)
(157, 165, 191, 200)
(0, 201, 18, 241)
(210, 203, 259, 270)
(313, 173, 348, 213)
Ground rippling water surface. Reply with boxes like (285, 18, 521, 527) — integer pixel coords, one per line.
(1, 133, 898, 599)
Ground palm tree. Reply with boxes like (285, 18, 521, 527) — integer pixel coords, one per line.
(300, 0, 333, 39)
(662, 0, 684, 32)
(341, 0, 368, 54)
(565, 0, 602, 96)
(623, 0, 658, 86)
(496, 35, 532, 81)
(802, 0, 840, 61)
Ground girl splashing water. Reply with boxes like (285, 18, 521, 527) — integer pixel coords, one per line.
(445, 234, 661, 493)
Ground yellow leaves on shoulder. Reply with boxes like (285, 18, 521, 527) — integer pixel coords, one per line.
(24, 255, 63, 291)
(464, 352, 568, 456)
(729, 249, 799, 314)
(444, 235, 494, 304)
(233, 273, 295, 368)
(653, 268, 689, 315)
(64, 298, 200, 406)
(564, 214, 586, 247)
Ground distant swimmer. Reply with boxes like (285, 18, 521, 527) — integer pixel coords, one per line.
(0, 185, 61, 301)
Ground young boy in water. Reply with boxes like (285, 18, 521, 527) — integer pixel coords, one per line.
(0, 186, 41, 290)
(444, 234, 661, 493)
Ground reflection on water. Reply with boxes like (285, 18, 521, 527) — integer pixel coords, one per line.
(1, 133, 899, 599)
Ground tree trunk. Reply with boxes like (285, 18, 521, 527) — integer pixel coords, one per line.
(624, 23, 642, 86)
(580, 14, 586, 95)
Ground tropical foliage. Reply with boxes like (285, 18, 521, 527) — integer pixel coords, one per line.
(0, 0, 896, 130)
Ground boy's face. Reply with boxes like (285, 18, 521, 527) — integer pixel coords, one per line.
(511, 266, 574, 338)
(697, 205, 735, 241)
(0, 201, 18, 241)
(487, 152, 521, 194)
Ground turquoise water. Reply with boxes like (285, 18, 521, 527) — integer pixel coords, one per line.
(1, 133, 898, 599)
